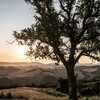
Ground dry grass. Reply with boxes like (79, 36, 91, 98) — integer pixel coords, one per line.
(0, 87, 99, 100)
(0, 87, 68, 100)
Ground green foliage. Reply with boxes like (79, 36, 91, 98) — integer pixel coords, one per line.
(13, 0, 100, 63)
(78, 81, 100, 96)
(56, 78, 69, 94)
(79, 87, 95, 96)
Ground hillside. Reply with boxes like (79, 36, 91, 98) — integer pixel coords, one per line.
(0, 87, 68, 100)
(0, 62, 100, 86)
(0, 87, 99, 100)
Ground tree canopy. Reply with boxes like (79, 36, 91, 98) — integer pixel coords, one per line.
(14, 0, 100, 64)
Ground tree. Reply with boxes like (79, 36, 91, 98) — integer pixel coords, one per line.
(13, 0, 100, 99)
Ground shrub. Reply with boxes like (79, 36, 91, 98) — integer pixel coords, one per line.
(56, 78, 69, 94)
(78, 81, 100, 96)
(79, 87, 95, 96)
(92, 82, 100, 94)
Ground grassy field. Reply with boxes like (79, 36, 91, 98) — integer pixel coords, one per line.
(0, 87, 99, 100)
(0, 87, 68, 100)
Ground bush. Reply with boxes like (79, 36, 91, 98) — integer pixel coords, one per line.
(79, 87, 95, 96)
(78, 81, 100, 96)
(92, 82, 100, 94)
(56, 78, 69, 94)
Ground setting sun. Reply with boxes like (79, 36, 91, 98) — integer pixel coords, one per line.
(17, 46, 28, 60)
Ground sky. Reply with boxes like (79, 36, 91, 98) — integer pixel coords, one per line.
(0, 0, 95, 64)
(0, 0, 35, 62)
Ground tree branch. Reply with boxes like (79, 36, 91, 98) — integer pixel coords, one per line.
(6, 39, 16, 44)
(58, 0, 69, 18)
(58, 13, 68, 20)
(83, 54, 100, 61)
(75, 50, 85, 63)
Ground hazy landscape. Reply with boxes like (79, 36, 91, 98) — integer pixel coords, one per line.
(1, 0, 100, 99)
(0, 62, 100, 87)
(0, 62, 99, 99)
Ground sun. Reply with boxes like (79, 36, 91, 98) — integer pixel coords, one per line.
(17, 46, 28, 60)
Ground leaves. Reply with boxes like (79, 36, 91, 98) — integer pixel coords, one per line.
(13, 0, 100, 63)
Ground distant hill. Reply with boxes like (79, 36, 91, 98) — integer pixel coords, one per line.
(0, 62, 43, 67)
(0, 62, 100, 86)
(0, 77, 16, 87)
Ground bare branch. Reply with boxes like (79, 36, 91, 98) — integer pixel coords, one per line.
(58, 13, 68, 20)
(58, 0, 69, 17)
(72, 13, 80, 21)
(75, 50, 85, 63)
(6, 39, 16, 44)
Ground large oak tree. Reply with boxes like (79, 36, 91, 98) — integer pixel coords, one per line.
(13, 0, 100, 99)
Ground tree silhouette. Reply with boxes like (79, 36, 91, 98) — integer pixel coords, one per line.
(13, 0, 100, 99)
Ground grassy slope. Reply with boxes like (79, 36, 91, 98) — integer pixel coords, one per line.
(0, 87, 99, 100)
(0, 87, 68, 100)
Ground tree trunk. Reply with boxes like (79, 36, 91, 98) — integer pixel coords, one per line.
(66, 63, 77, 100)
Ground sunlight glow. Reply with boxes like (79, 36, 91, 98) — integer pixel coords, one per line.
(17, 46, 28, 60)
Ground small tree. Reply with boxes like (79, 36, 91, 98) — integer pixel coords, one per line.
(13, 0, 100, 99)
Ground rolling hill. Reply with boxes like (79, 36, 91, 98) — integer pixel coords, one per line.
(0, 62, 100, 86)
